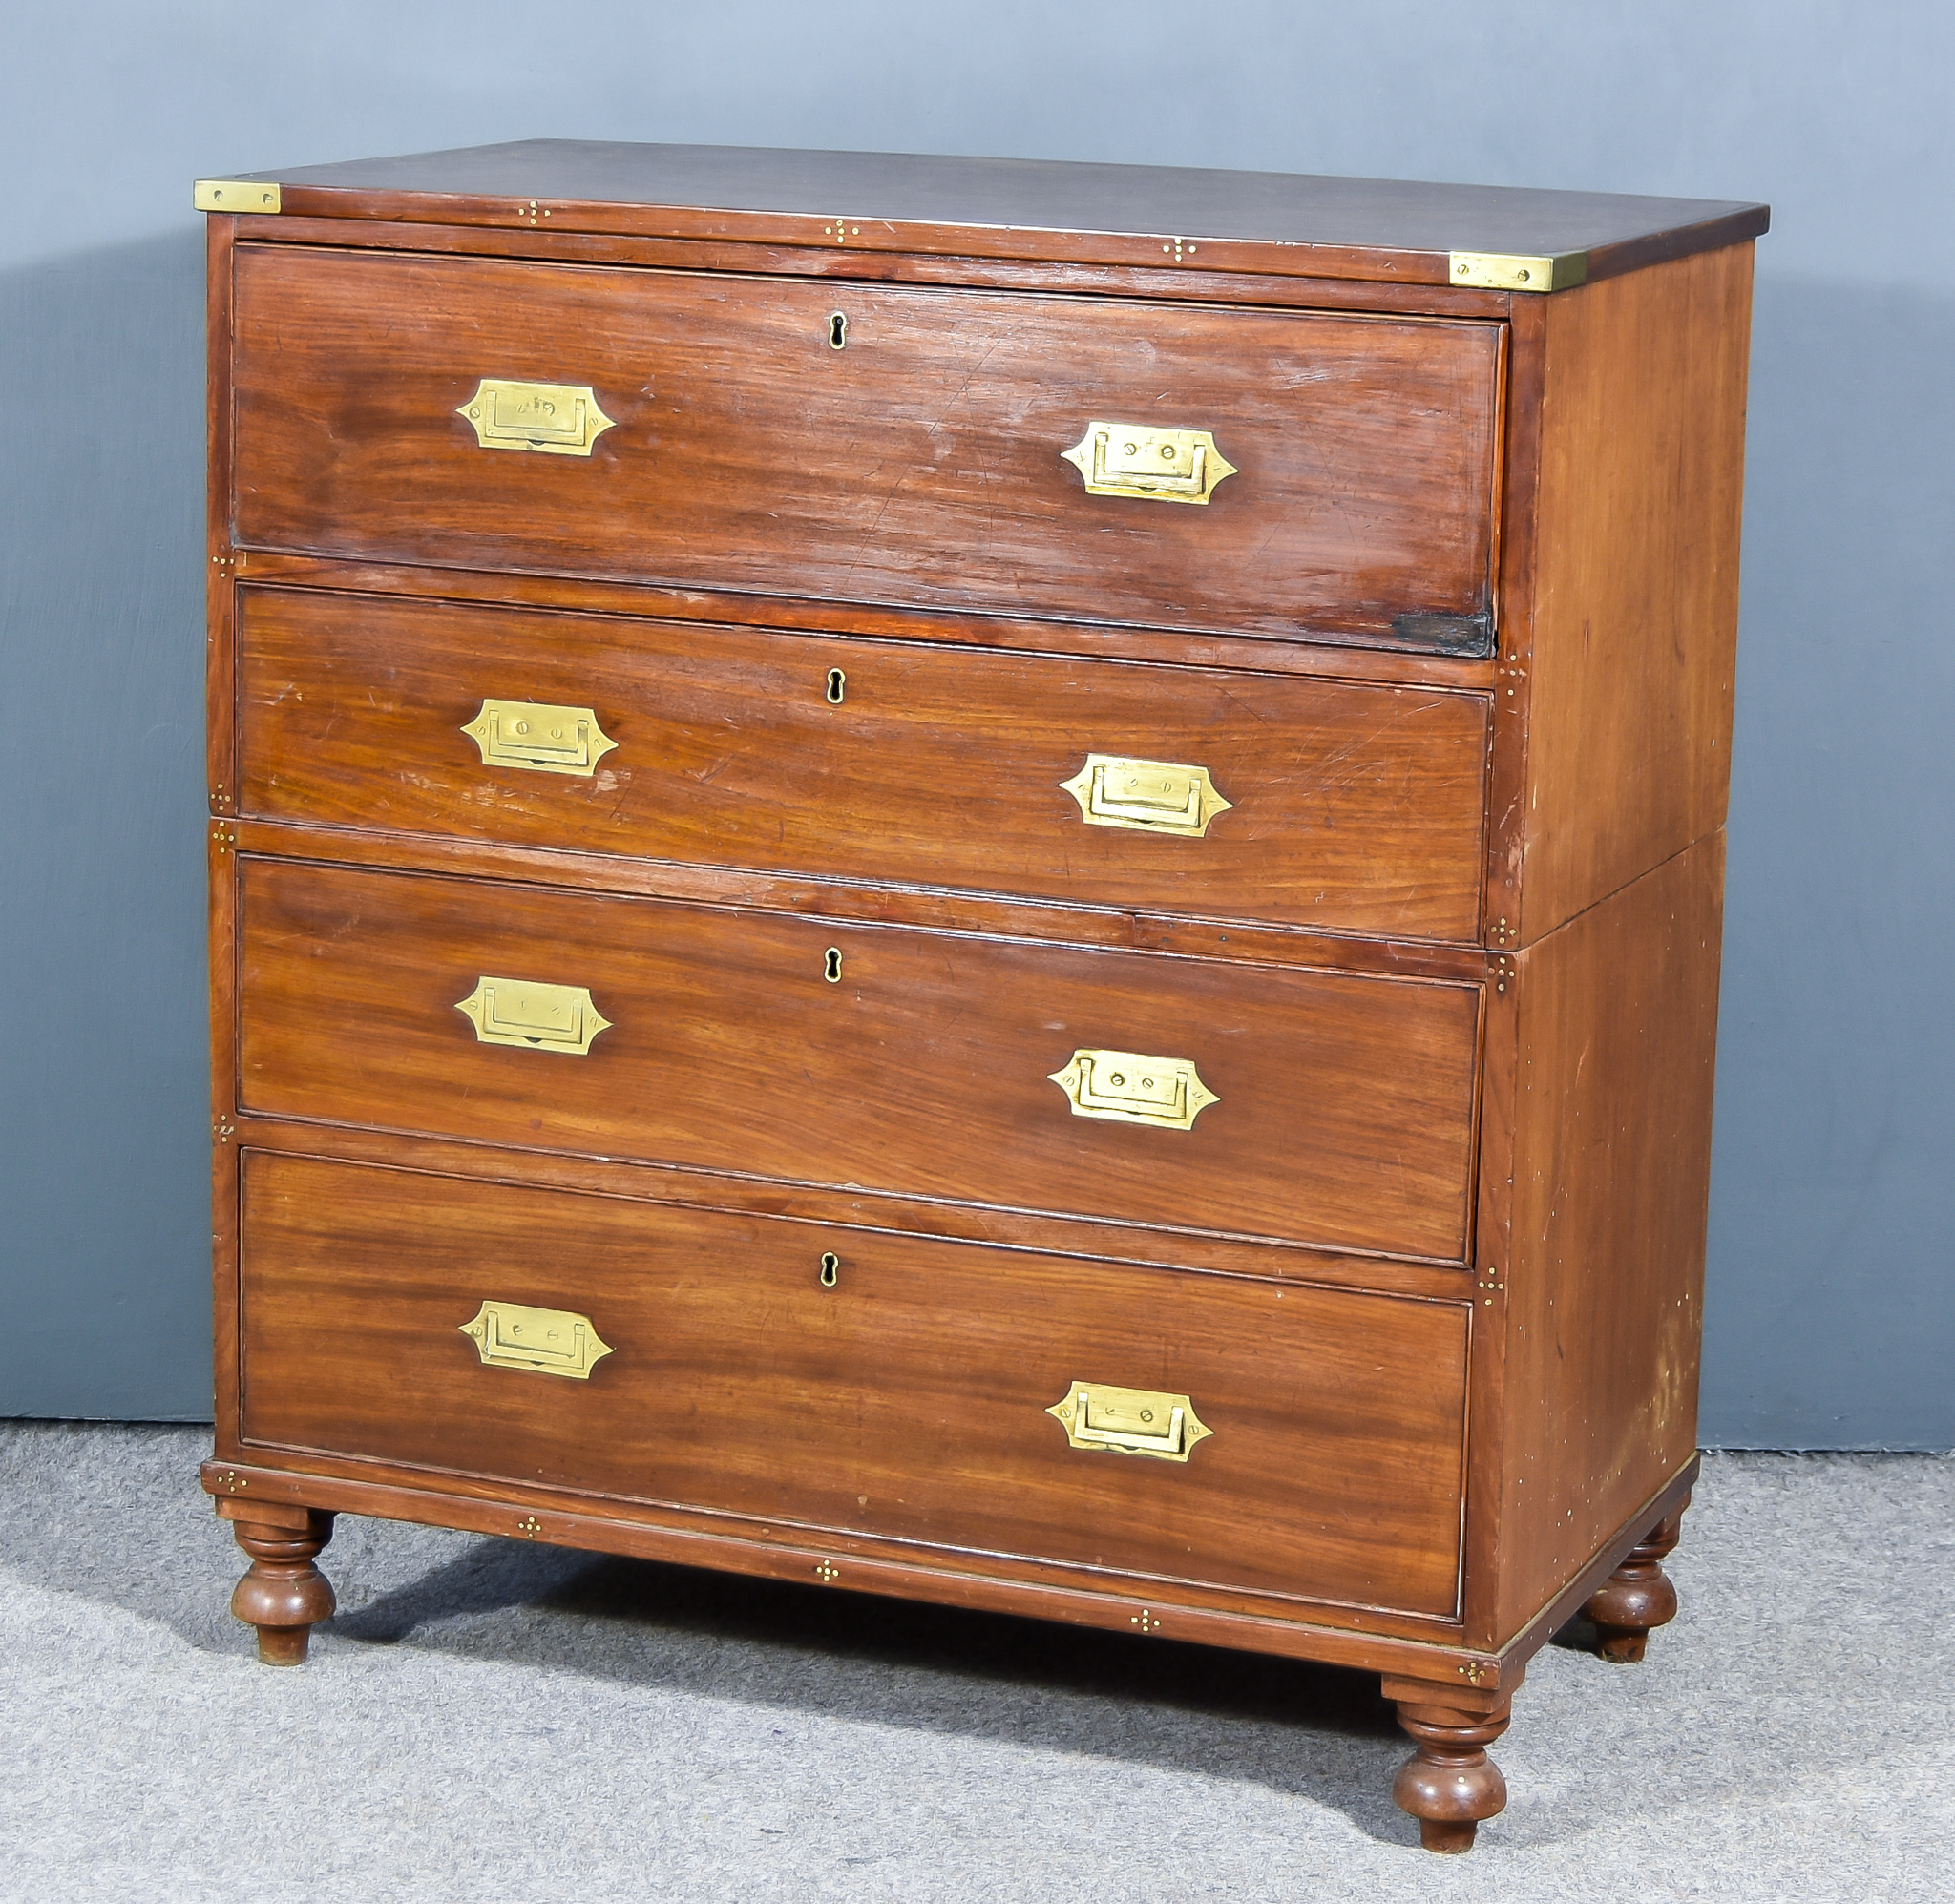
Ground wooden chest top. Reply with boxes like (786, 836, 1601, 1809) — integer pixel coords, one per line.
(200, 138, 1767, 291)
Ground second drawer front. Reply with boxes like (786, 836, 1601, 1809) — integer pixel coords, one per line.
(241, 1151, 1471, 1619)
(236, 861, 1482, 1260)
(237, 587, 1493, 942)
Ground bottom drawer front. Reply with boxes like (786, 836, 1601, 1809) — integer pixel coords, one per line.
(240, 1153, 1470, 1619)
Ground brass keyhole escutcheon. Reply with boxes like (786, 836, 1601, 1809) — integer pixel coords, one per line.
(826, 667, 847, 704)
(824, 947, 843, 983)
(828, 312, 848, 349)
(819, 1251, 840, 1287)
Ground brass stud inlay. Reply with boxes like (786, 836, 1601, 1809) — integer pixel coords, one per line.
(517, 1516, 543, 1538)
(814, 1560, 839, 1584)
(1130, 1608, 1162, 1633)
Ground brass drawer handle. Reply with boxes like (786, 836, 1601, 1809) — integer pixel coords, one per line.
(462, 699, 618, 776)
(1061, 420, 1236, 504)
(459, 1300, 613, 1379)
(1049, 1047, 1218, 1131)
(1060, 754, 1231, 837)
(455, 378, 616, 457)
(454, 976, 612, 1055)
(1047, 1381, 1212, 1462)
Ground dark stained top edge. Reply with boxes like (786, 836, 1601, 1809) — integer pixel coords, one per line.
(219, 139, 1769, 261)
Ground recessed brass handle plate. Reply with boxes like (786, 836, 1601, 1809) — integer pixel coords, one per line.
(455, 379, 616, 456)
(1046, 1381, 1212, 1462)
(455, 976, 612, 1055)
(1048, 1048, 1218, 1131)
(1061, 421, 1236, 504)
(459, 1300, 613, 1379)
(461, 700, 618, 776)
(1060, 754, 1232, 837)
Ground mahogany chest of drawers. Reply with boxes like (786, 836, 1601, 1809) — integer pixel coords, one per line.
(196, 143, 1766, 1852)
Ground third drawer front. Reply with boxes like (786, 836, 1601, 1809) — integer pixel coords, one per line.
(238, 586, 1493, 942)
(236, 860, 1482, 1260)
(241, 1150, 1471, 1619)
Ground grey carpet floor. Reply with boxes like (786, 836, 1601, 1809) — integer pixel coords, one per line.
(0, 1428, 1946, 1902)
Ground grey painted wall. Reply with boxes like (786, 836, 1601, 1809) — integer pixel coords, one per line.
(3, 2, 1950, 1442)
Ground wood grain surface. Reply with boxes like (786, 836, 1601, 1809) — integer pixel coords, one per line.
(230, 138, 1768, 289)
(1492, 836, 1725, 1638)
(233, 857, 1484, 1259)
(1511, 243, 1753, 944)
(228, 245, 1503, 651)
(238, 1149, 1471, 1617)
(235, 584, 1492, 942)
(228, 212, 1520, 322)
(225, 551, 1503, 689)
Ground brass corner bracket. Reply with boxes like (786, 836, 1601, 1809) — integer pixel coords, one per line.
(1447, 250, 1588, 294)
(195, 179, 281, 214)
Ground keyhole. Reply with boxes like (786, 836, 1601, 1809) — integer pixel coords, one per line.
(819, 1251, 840, 1287)
(828, 312, 848, 349)
(826, 667, 847, 704)
(824, 947, 843, 983)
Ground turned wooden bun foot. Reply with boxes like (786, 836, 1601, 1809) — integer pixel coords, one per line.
(1583, 1509, 1683, 1663)
(1388, 1688, 1512, 1854)
(226, 1508, 337, 1665)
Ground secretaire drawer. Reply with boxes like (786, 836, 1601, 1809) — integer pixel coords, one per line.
(235, 860, 1482, 1260)
(237, 587, 1493, 942)
(240, 1152, 1470, 1618)
(228, 245, 1503, 653)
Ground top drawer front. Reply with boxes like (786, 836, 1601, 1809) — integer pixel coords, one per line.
(229, 246, 1503, 653)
